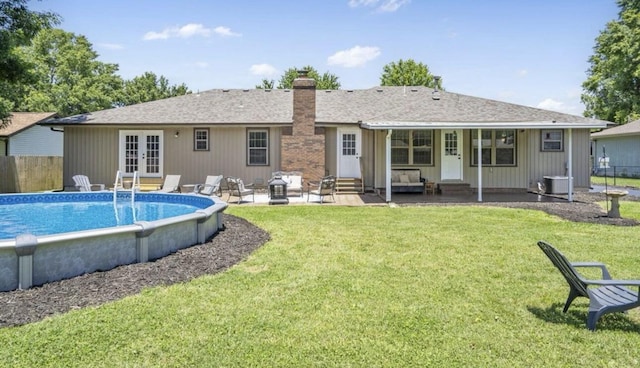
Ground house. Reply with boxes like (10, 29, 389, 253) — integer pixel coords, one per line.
(0, 112, 63, 193)
(591, 119, 640, 178)
(0, 112, 60, 156)
(44, 73, 609, 201)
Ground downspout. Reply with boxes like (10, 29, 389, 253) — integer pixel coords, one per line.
(567, 128, 573, 202)
(477, 129, 483, 202)
(386, 129, 392, 202)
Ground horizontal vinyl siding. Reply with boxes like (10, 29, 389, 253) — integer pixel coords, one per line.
(9, 126, 63, 156)
(592, 136, 640, 169)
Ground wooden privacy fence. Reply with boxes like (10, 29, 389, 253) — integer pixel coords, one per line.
(0, 156, 63, 193)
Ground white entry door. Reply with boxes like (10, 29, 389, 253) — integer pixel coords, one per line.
(338, 128, 362, 178)
(119, 130, 164, 177)
(441, 129, 463, 180)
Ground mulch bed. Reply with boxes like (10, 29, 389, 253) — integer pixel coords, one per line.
(0, 214, 269, 328)
(0, 193, 637, 328)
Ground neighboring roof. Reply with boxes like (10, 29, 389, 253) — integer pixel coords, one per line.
(0, 112, 57, 137)
(44, 86, 609, 129)
(591, 119, 640, 138)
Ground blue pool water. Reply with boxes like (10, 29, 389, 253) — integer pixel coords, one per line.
(0, 192, 214, 240)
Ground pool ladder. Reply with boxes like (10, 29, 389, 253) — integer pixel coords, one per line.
(113, 171, 139, 223)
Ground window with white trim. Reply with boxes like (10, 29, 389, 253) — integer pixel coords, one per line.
(391, 130, 433, 165)
(194, 128, 209, 151)
(247, 129, 269, 165)
(471, 129, 516, 166)
(541, 129, 563, 151)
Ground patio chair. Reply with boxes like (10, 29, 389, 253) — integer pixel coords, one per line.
(72, 174, 105, 191)
(156, 175, 181, 193)
(195, 175, 223, 197)
(537, 240, 640, 331)
(307, 175, 336, 203)
(226, 177, 255, 204)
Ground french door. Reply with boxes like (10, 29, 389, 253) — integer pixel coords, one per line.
(119, 130, 163, 177)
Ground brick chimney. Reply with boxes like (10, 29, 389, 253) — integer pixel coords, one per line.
(281, 70, 326, 183)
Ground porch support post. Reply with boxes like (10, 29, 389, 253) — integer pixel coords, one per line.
(385, 129, 392, 202)
(477, 128, 483, 202)
(567, 128, 573, 202)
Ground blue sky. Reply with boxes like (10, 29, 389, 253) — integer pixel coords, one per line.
(30, 0, 619, 116)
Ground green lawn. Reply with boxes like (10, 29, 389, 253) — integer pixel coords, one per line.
(592, 175, 640, 188)
(2, 204, 640, 367)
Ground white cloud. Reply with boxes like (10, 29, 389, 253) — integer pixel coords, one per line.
(328, 46, 381, 67)
(194, 62, 209, 68)
(250, 64, 278, 76)
(348, 0, 410, 12)
(537, 98, 581, 115)
(537, 98, 565, 111)
(143, 23, 239, 41)
(177, 23, 212, 38)
(143, 29, 171, 40)
(98, 43, 124, 50)
(214, 26, 242, 37)
(517, 69, 528, 77)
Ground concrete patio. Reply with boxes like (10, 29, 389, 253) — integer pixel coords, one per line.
(224, 190, 575, 206)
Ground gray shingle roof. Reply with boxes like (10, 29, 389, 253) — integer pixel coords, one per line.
(591, 119, 640, 138)
(45, 86, 609, 127)
(316, 87, 608, 124)
(0, 112, 56, 136)
(47, 89, 294, 125)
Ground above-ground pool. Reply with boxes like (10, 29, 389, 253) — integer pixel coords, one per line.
(0, 192, 227, 292)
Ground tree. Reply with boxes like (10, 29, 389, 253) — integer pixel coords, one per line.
(379, 59, 442, 89)
(582, 1, 640, 123)
(120, 72, 190, 106)
(0, 0, 59, 123)
(276, 66, 341, 90)
(14, 28, 124, 116)
(255, 78, 275, 89)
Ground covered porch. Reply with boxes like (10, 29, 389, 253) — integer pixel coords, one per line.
(360, 120, 608, 203)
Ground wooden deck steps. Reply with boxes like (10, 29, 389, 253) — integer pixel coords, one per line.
(336, 177, 364, 194)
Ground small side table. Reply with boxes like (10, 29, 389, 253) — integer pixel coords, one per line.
(603, 189, 628, 218)
(425, 181, 436, 195)
(180, 184, 197, 193)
